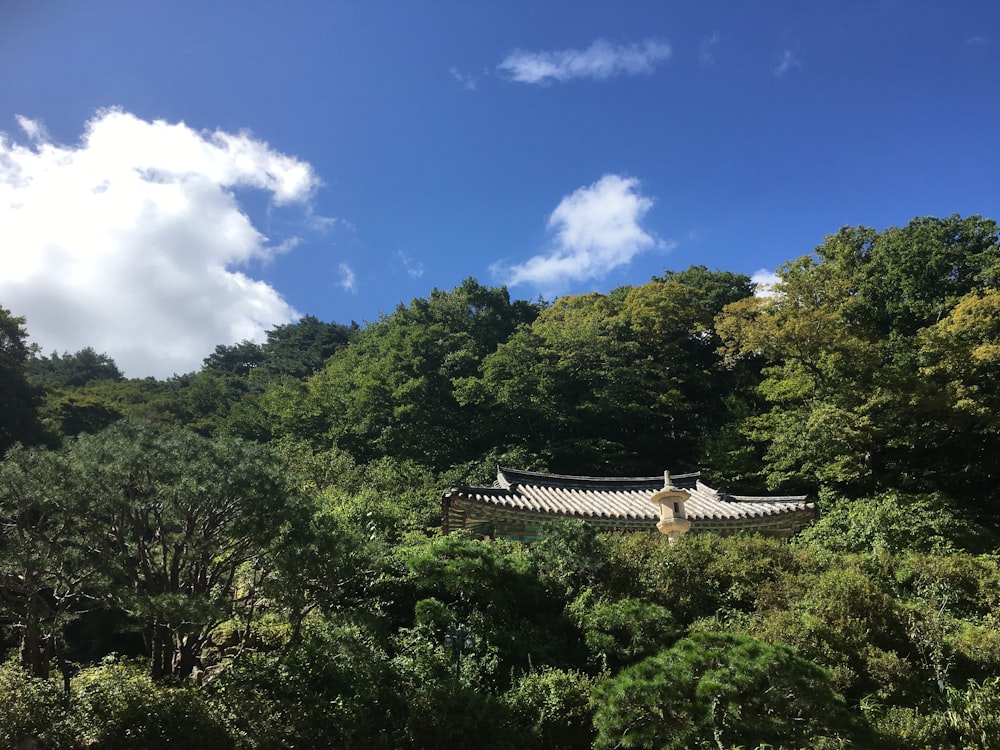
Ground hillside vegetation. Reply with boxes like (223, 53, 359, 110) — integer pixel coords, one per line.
(2, 215, 1000, 749)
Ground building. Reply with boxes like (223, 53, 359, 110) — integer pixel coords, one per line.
(442, 467, 817, 542)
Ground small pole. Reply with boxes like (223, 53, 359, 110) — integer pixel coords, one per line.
(445, 624, 474, 681)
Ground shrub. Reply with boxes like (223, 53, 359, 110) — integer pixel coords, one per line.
(0, 660, 75, 748)
(503, 667, 596, 749)
(73, 658, 232, 749)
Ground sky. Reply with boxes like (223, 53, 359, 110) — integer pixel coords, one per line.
(1, 1, 998, 378)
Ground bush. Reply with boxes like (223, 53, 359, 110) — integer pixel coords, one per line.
(73, 658, 232, 749)
(568, 590, 679, 671)
(503, 667, 596, 749)
(0, 660, 76, 748)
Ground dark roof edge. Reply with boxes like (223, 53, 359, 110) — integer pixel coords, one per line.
(497, 465, 700, 488)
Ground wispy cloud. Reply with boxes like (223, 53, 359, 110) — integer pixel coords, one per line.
(0, 108, 320, 378)
(395, 250, 424, 279)
(337, 262, 357, 292)
(15, 114, 48, 143)
(493, 174, 664, 292)
(498, 39, 671, 84)
(450, 66, 485, 91)
(966, 35, 988, 46)
(752, 268, 780, 297)
(699, 34, 720, 65)
(774, 49, 801, 77)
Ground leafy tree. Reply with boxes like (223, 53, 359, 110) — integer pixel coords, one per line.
(29, 346, 124, 388)
(797, 489, 992, 556)
(258, 314, 357, 380)
(386, 534, 580, 678)
(265, 495, 384, 647)
(69, 419, 303, 679)
(208, 622, 400, 750)
(715, 215, 1000, 508)
(281, 278, 539, 468)
(0, 305, 42, 453)
(944, 676, 1000, 749)
(0, 444, 100, 677)
(749, 559, 914, 702)
(568, 591, 679, 671)
(529, 519, 610, 599)
(591, 631, 861, 750)
(463, 269, 753, 474)
(201, 340, 267, 378)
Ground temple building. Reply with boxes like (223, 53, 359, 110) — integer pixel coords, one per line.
(442, 467, 817, 542)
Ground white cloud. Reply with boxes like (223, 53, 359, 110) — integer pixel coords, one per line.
(0, 108, 321, 378)
(16, 115, 48, 144)
(774, 49, 801, 77)
(499, 39, 671, 84)
(494, 174, 663, 291)
(751, 268, 780, 297)
(450, 66, 484, 91)
(337, 262, 357, 292)
(395, 250, 424, 279)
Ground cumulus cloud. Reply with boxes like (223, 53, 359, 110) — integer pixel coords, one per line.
(494, 174, 663, 291)
(499, 39, 671, 84)
(751, 268, 780, 297)
(0, 109, 320, 378)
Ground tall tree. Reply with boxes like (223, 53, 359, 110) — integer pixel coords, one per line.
(0, 306, 42, 453)
(0, 445, 99, 677)
(716, 215, 1000, 508)
(70, 419, 303, 679)
(279, 278, 540, 469)
(29, 347, 124, 389)
(461, 269, 754, 474)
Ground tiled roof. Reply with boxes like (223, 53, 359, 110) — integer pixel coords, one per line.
(443, 466, 816, 535)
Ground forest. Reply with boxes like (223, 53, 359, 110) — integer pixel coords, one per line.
(2, 214, 1000, 749)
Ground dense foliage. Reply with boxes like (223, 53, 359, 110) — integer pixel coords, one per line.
(2, 216, 1000, 748)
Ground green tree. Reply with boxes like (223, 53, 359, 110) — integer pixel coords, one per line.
(70, 419, 302, 679)
(0, 661, 77, 748)
(281, 278, 539, 468)
(0, 445, 99, 677)
(463, 269, 753, 474)
(716, 215, 1000, 508)
(0, 305, 42, 453)
(29, 346, 124, 388)
(591, 631, 861, 750)
(257, 314, 356, 380)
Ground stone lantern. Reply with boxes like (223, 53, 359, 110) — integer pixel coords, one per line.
(649, 471, 692, 544)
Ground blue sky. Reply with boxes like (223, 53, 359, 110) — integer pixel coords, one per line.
(1, 1, 997, 377)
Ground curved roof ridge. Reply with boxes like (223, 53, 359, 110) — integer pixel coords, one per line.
(728, 494, 811, 503)
(497, 466, 700, 490)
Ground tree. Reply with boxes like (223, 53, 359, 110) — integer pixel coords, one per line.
(69, 419, 302, 679)
(462, 269, 754, 474)
(715, 215, 1000, 508)
(258, 315, 356, 380)
(0, 305, 42, 453)
(0, 445, 100, 677)
(29, 347, 124, 389)
(591, 631, 861, 750)
(281, 279, 539, 469)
